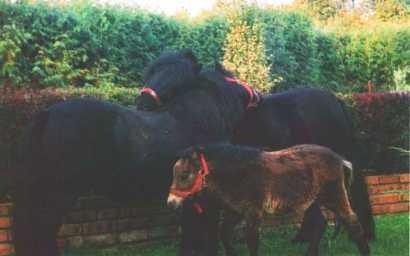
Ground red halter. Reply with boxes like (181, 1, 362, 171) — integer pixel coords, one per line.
(169, 153, 210, 199)
(140, 87, 162, 107)
(224, 76, 260, 109)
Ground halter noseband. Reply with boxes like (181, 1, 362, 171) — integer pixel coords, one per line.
(224, 76, 261, 109)
(170, 153, 210, 199)
(140, 87, 162, 107)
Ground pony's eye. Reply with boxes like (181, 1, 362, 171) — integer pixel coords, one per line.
(180, 173, 190, 181)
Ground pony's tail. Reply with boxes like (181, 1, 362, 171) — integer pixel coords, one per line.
(332, 159, 354, 239)
(336, 97, 375, 241)
(350, 169, 375, 241)
(343, 160, 354, 189)
(13, 110, 50, 256)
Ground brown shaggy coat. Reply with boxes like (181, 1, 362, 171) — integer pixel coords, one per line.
(168, 144, 370, 256)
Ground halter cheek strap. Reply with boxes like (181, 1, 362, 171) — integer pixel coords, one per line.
(224, 76, 261, 109)
(169, 153, 210, 214)
(140, 87, 162, 107)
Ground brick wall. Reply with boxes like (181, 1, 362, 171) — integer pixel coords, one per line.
(0, 173, 409, 255)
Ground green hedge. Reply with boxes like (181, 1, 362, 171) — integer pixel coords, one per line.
(0, 2, 409, 92)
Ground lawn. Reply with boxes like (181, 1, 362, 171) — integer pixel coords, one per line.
(65, 213, 409, 256)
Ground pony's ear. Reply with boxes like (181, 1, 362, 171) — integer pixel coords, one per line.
(177, 146, 196, 159)
(181, 49, 202, 74)
(215, 63, 234, 77)
(194, 145, 205, 154)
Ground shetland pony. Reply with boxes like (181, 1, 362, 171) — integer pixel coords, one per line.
(168, 144, 370, 256)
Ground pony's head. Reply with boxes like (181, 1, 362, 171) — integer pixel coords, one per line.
(137, 49, 262, 111)
(167, 146, 208, 209)
(136, 49, 201, 110)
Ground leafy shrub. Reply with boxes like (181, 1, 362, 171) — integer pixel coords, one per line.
(262, 10, 320, 90)
(343, 92, 410, 173)
(222, 5, 271, 92)
(0, 1, 409, 92)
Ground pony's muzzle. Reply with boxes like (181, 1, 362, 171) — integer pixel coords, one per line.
(167, 194, 183, 210)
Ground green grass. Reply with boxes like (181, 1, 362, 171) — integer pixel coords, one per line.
(65, 213, 409, 256)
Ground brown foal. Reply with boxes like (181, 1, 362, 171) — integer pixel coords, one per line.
(167, 143, 370, 256)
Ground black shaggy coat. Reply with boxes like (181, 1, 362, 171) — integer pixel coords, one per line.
(13, 68, 250, 256)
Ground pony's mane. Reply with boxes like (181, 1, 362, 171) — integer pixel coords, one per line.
(143, 49, 201, 82)
(201, 143, 262, 164)
(143, 50, 246, 143)
(179, 143, 262, 168)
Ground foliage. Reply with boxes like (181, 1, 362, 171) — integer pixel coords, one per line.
(261, 10, 320, 90)
(0, 1, 409, 92)
(222, 3, 272, 92)
(342, 92, 410, 172)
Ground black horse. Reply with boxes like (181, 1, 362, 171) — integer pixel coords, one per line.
(12, 53, 257, 256)
(137, 50, 374, 256)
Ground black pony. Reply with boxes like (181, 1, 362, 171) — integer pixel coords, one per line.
(12, 51, 255, 256)
(138, 50, 375, 256)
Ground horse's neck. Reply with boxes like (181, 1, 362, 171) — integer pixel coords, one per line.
(127, 110, 193, 162)
(166, 90, 245, 143)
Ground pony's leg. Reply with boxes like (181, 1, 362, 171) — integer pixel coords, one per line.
(325, 182, 370, 256)
(36, 194, 74, 256)
(13, 184, 38, 256)
(293, 202, 324, 244)
(13, 182, 74, 256)
(179, 200, 203, 256)
(220, 210, 241, 256)
(304, 202, 327, 256)
(335, 194, 370, 255)
(245, 218, 261, 256)
(202, 204, 220, 256)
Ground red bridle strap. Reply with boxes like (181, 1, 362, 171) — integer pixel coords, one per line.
(140, 87, 162, 107)
(224, 76, 259, 109)
(169, 153, 209, 199)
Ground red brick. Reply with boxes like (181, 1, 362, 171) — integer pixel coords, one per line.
(117, 218, 148, 232)
(82, 233, 116, 246)
(97, 208, 117, 220)
(0, 231, 12, 242)
(119, 230, 148, 243)
(64, 210, 97, 223)
(368, 183, 409, 194)
(399, 173, 410, 183)
(82, 221, 116, 235)
(148, 225, 179, 239)
(58, 223, 82, 237)
(149, 214, 178, 227)
(378, 175, 400, 184)
(365, 176, 379, 185)
(372, 203, 409, 215)
(0, 243, 14, 256)
(57, 238, 66, 250)
(401, 194, 410, 202)
(0, 204, 12, 217)
(118, 208, 133, 218)
(0, 218, 11, 229)
(370, 194, 402, 205)
(64, 236, 84, 248)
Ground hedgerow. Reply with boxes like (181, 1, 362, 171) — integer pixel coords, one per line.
(0, 1, 409, 92)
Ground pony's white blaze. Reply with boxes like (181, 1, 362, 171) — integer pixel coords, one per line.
(167, 193, 184, 207)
